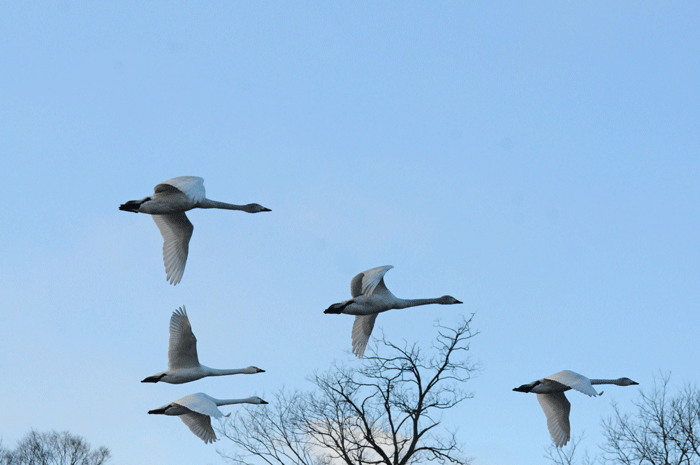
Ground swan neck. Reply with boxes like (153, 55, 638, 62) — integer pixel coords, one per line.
(590, 378, 623, 386)
(205, 367, 248, 376)
(395, 298, 442, 309)
(214, 397, 256, 406)
(198, 199, 246, 210)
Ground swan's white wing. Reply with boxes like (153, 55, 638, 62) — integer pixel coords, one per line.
(351, 314, 378, 358)
(351, 265, 394, 297)
(158, 176, 206, 202)
(152, 213, 193, 285)
(175, 393, 224, 418)
(168, 306, 199, 370)
(537, 392, 571, 447)
(546, 370, 600, 397)
(179, 412, 217, 444)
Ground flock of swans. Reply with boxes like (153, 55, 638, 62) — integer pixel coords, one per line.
(121, 176, 639, 447)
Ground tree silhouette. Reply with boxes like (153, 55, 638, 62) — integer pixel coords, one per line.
(0, 430, 110, 465)
(218, 315, 479, 465)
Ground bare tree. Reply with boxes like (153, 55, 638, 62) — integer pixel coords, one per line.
(0, 441, 8, 465)
(544, 434, 598, 465)
(218, 315, 479, 465)
(600, 373, 700, 465)
(545, 373, 700, 465)
(0, 430, 111, 465)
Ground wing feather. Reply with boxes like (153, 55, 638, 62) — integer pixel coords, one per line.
(179, 412, 217, 444)
(537, 392, 571, 447)
(352, 265, 393, 297)
(168, 306, 199, 370)
(157, 176, 206, 202)
(351, 314, 378, 358)
(175, 393, 224, 418)
(152, 213, 193, 285)
(350, 272, 365, 298)
(546, 370, 600, 397)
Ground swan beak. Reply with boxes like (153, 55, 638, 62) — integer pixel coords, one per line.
(260, 399, 269, 404)
(455, 300, 463, 304)
(631, 381, 639, 385)
(257, 368, 266, 373)
(262, 207, 272, 212)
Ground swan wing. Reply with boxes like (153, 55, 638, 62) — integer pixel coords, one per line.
(168, 306, 199, 370)
(175, 393, 224, 418)
(179, 412, 217, 444)
(546, 370, 599, 397)
(351, 314, 378, 358)
(157, 176, 206, 202)
(152, 212, 193, 285)
(351, 265, 394, 297)
(537, 392, 571, 447)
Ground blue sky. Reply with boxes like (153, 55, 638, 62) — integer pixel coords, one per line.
(1, 2, 699, 464)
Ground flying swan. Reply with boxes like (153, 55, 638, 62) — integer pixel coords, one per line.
(148, 392, 268, 443)
(513, 369, 639, 447)
(142, 306, 264, 384)
(324, 265, 462, 358)
(119, 176, 270, 285)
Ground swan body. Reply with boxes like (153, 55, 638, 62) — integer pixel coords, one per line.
(119, 176, 270, 285)
(324, 265, 462, 358)
(148, 392, 268, 443)
(513, 370, 639, 447)
(142, 306, 264, 384)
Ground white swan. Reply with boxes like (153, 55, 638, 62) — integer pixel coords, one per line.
(142, 306, 264, 384)
(324, 265, 462, 358)
(513, 370, 639, 447)
(120, 176, 270, 285)
(148, 393, 268, 443)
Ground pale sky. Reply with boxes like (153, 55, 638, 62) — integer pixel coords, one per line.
(1, 2, 699, 465)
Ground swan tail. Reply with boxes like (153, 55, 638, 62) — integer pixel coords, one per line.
(324, 302, 350, 314)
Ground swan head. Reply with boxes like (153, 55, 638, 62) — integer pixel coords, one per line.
(439, 295, 463, 305)
(249, 396, 269, 405)
(243, 203, 272, 213)
(245, 366, 265, 374)
(616, 377, 639, 386)
(512, 382, 536, 393)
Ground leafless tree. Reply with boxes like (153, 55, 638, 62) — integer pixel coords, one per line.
(0, 430, 110, 465)
(218, 315, 479, 465)
(545, 373, 700, 465)
(544, 434, 598, 465)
